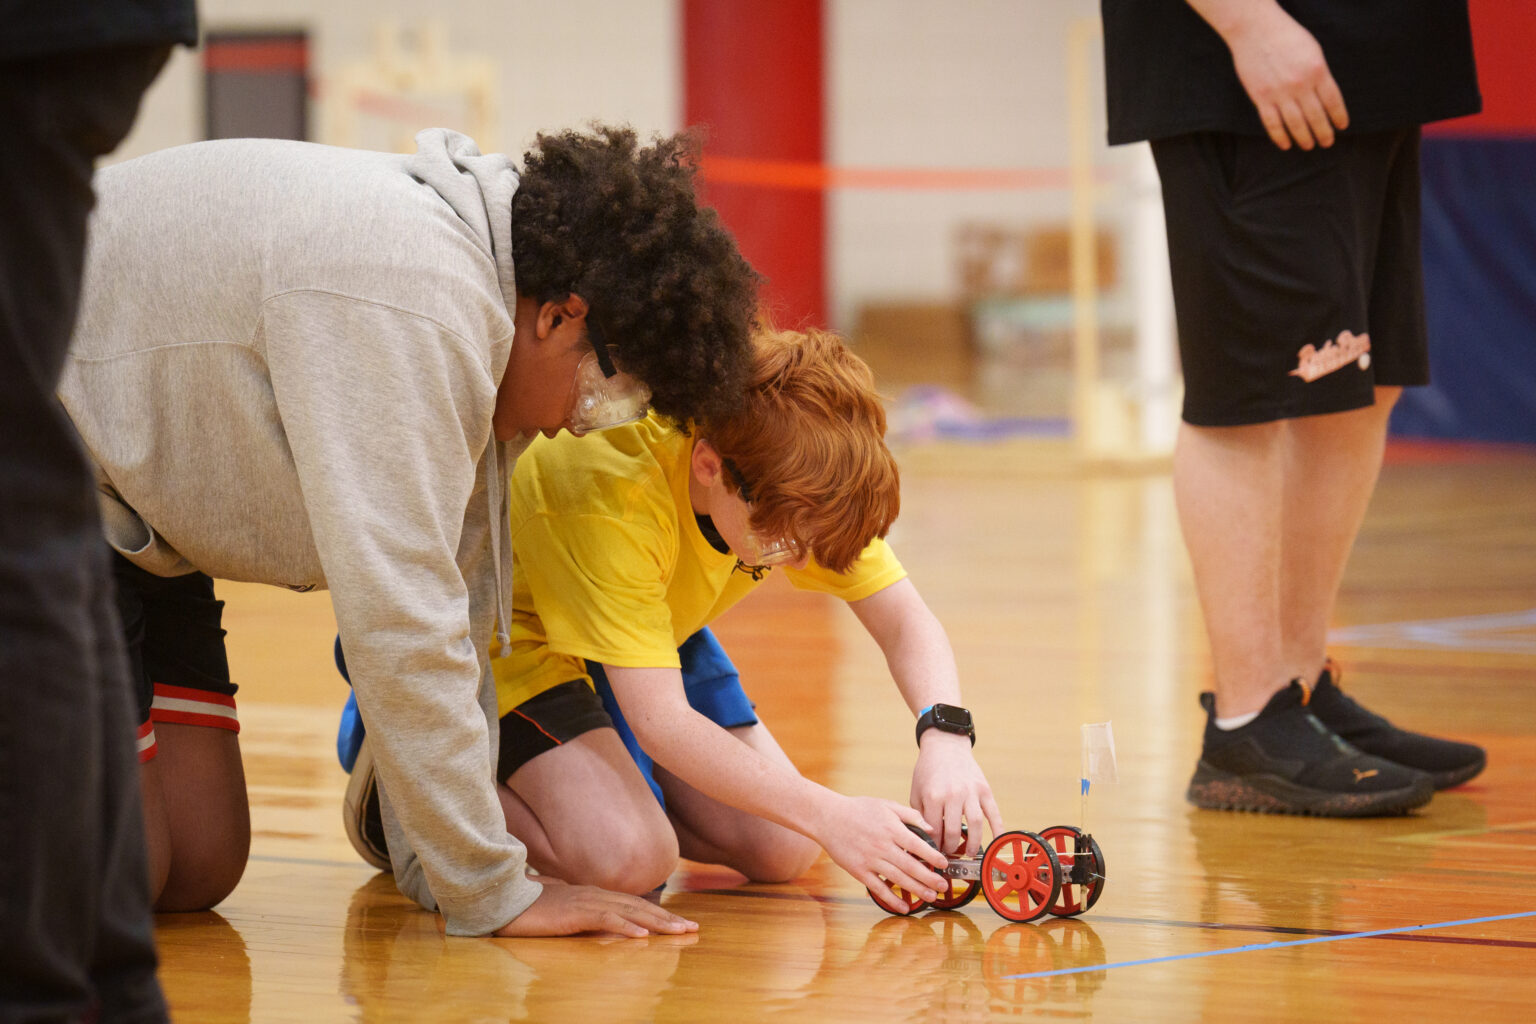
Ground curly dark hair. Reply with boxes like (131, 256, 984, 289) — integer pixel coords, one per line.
(510, 124, 760, 426)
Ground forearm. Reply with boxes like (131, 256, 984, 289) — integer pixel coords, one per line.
(846, 579, 1002, 846)
(359, 658, 541, 933)
(850, 579, 963, 715)
(886, 609, 962, 715)
(643, 705, 840, 836)
(608, 666, 841, 839)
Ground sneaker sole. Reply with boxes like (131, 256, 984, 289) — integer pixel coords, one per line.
(343, 740, 392, 871)
(1186, 762, 1434, 818)
(1430, 753, 1487, 791)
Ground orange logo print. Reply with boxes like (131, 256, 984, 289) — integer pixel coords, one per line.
(1352, 768, 1379, 783)
(1290, 329, 1372, 382)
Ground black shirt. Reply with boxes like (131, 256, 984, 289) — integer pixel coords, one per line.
(1101, 0, 1481, 144)
(3, 0, 198, 61)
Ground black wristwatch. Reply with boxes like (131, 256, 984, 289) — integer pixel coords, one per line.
(915, 703, 975, 747)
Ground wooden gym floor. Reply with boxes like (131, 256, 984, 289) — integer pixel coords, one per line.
(153, 436, 1536, 1022)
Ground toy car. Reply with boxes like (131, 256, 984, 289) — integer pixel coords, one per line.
(870, 824, 1106, 923)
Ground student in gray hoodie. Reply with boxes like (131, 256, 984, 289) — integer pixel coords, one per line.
(56, 124, 759, 938)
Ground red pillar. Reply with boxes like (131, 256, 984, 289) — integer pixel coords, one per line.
(1426, 0, 1536, 136)
(684, 0, 826, 328)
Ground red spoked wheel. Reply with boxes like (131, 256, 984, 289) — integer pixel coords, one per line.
(868, 879, 930, 916)
(1038, 826, 1106, 917)
(980, 831, 1061, 923)
(929, 825, 981, 910)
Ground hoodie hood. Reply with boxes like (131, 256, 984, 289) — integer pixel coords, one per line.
(403, 128, 523, 644)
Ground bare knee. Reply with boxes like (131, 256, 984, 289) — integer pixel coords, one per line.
(156, 846, 249, 912)
(557, 822, 677, 894)
(146, 723, 250, 911)
(161, 796, 248, 911)
(139, 765, 172, 902)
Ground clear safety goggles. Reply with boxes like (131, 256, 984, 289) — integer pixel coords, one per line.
(721, 456, 802, 568)
(736, 531, 803, 568)
(567, 350, 651, 435)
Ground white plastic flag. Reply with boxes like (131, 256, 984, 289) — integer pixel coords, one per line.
(1079, 721, 1117, 832)
(1080, 721, 1118, 796)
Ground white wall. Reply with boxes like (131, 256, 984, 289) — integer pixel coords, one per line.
(114, 0, 682, 164)
(828, 0, 1129, 328)
(110, 0, 1136, 331)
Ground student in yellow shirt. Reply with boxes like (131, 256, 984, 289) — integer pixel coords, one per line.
(341, 327, 1003, 909)
(496, 326, 1003, 907)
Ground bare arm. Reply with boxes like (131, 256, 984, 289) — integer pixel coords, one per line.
(1186, 0, 1348, 149)
(603, 664, 948, 911)
(847, 579, 1003, 856)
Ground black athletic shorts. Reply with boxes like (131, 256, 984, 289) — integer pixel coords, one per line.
(111, 551, 239, 762)
(1150, 127, 1429, 426)
(497, 678, 613, 784)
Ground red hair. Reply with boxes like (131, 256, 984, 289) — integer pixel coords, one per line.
(705, 327, 899, 573)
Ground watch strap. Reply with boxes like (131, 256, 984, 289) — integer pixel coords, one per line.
(915, 703, 976, 747)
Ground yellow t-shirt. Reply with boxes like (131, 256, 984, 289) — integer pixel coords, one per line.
(493, 413, 907, 715)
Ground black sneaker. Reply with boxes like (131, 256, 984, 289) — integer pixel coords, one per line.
(1308, 659, 1486, 790)
(1187, 680, 1434, 817)
(343, 737, 391, 871)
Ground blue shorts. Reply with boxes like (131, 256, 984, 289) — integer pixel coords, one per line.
(499, 627, 757, 807)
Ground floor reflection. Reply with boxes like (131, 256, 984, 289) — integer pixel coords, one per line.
(1185, 798, 1488, 935)
(340, 874, 697, 1023)
(644, 890, 1110, 1024)
(155, 910, 251, 1024)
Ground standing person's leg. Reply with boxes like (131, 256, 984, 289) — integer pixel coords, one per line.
(1153, 131, 1432, 816)
(1178, 389, 1400, 717)
(1172, 420, 1287, 718)
(1277, 388, 1399, 678)
(1277, 129, 1485, 789)
(0, 45, 174, 1023)
(1278, 398, 1486, 793)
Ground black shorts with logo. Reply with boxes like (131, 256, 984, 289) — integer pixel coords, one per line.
(1150, 127, 1429, 426)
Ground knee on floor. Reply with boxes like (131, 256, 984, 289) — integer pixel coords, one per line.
(154, 844, 249, 912)
(559, 823, 679, 895)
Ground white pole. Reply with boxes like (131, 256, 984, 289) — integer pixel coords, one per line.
(1067, 17, 1102, 456)
(1129, 145, 1178, 454)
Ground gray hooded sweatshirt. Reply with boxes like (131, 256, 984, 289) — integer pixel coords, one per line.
(58, 129, 540, 935)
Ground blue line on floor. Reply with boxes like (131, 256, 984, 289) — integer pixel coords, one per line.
(1001, 909, 1536, 980)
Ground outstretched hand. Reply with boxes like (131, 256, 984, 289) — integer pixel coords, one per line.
(816, 795, 949, 914)
(1214, 1, 1348, 150)
(492, 878, 699, 938)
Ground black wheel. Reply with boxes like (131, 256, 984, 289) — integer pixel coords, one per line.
(869, 822, 942, 915)
(928, 874, 982, 910)
(1037, 825, 1106, 916)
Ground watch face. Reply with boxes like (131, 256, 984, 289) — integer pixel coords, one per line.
(934, 704, 972, 730)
